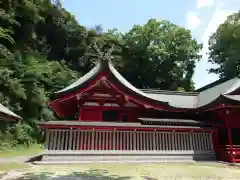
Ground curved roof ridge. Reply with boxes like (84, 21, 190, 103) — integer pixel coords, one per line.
(108, 62, 161, 101)
(224, 77, 240, 94)
(0, 103, 21, 119)
(140, 89, 198, 96)
(222, 94, 240, 101)
(56, 63, 101, 94)
(194, 76, 232, 92)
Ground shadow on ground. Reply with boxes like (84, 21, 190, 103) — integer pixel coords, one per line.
(141, 176, 158, 180)
(13, 169, 132, 180)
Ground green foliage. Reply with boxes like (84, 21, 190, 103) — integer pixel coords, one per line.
(0, 0, 202, 148)
(120, 19, 201, 91)
(208, 11, 240, 78)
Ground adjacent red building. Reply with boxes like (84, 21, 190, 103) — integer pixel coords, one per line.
(39, 59, 240, 163)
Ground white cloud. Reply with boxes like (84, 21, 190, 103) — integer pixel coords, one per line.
(196, 0, 215, 8)
(186, 11, 201, 30)
(194, 2, 236, 88)
(200, 7, 234, 58)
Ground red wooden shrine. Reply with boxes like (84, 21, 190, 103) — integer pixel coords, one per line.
(39, 60, 240, 163)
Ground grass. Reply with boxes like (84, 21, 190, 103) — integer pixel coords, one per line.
(0, 144, 43, 158)
(0, 162, 29, 171)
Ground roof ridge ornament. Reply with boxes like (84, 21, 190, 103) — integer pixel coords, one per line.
(93, 42, 115, 63)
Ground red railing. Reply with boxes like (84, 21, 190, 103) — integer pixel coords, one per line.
(219, 145, 240, 163)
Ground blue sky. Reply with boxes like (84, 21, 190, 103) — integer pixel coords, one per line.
(62, 0, 239, 89)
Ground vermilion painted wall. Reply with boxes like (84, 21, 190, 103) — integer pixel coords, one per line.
(80, 108, 102, 121)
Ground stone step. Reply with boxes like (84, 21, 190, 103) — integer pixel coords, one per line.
(35, 160, 198, 165)
(41, 154, 215, 163)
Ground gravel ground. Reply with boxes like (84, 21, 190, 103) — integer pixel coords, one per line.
(1, 162, 240, 180)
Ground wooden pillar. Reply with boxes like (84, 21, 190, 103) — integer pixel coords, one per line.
(157, 133, 161, 151)
(113, 131, 116, 150)
(73, 130, 76, 150)
(154, 131, 157, 151)
(140, 132, 143, 150)
(78, 107, 82, 120)
(91, 130, 95, 150)
(202, 133, 206, 151)
(179, 133, 182, 151)
(76, 130, 80, 150)
(175, 133, 178, 151)
(68, 130, 73, 150)
(80, 131, 84, 150)
(119, 132, 122, 150)
(196, 133, 200, 151)
(84, 131, 87, 150)
(189, 132, 193, 151)
(212, 129, 218, 152)
(57, 130, 62, 150)
(44, 129, 50, 150)
(171, 132, 175, 150)
(186, 133, 189, 151)
(123, 132, 126, 150)
(60, 130, 64, 150)
(227, 126, 234, 162)
(133, 130, 137, 150)
(99, 131, 102, 150)
(105, 131, 108, 150)
(116, 131, 119, 150)
(161, 133, 166, 151)
(209, 133, 214, 151)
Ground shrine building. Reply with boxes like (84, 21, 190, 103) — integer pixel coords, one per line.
(39, 59, 240, 163)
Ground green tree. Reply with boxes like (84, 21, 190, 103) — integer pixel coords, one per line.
(120, 19, 202, 91)
(208, 11, 240, 78)
(0, 0, 204, 147)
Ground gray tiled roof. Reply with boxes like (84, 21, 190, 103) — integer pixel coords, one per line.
(196, 77, 240, 107)
(56, 63, 101, 94)
(53, 60, 240, 109)
(0, 103, 21, 120)
(141, 90, 197, 108)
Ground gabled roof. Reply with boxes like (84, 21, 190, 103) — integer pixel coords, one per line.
(55, 61, 169, 105)
(52, 59, 240, 111)
(196, 77, 240, 107)
(53, 60, 172, 110)
(141, 89, 198, 109)
(56, 63, 102, 94)
(0, 103, 21, 120)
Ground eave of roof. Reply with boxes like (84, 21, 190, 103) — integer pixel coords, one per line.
(53, 60, 185, 109)
(194, 76, 232, 92)
(52, 59, 240, 110)
(138, 118, 200, 124)
(56, 63, 102, 94)
(0, 103, 21, 120)
(39, 121, 208, 129)
(141, 89, 198, 96)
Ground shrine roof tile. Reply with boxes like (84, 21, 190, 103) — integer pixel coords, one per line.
(52, 60, 240, 110)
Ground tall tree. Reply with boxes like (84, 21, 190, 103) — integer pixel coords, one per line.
(208, 11, 240, 78)
(120, 19, 202, 91)
(0, 0, 204, 147)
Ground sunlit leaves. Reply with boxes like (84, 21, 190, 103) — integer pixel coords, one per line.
(208, 11, 240, 78)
